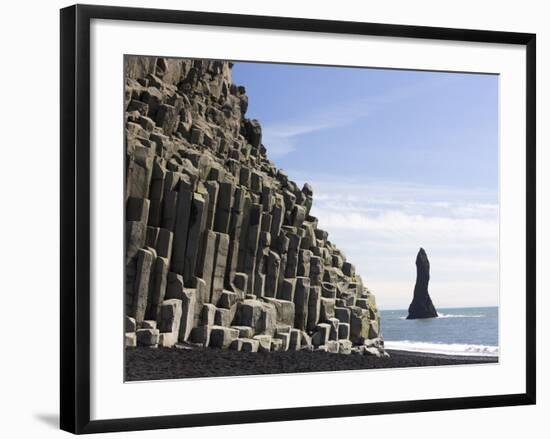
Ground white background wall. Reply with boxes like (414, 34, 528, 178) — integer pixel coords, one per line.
(0, 0, 546, 437)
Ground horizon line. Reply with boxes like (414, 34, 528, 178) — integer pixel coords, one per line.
(378, 304, 499, 311)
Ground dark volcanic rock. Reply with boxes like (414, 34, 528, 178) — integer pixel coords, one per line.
(123, 55, 385, 358)
(407, 248, 438, 319)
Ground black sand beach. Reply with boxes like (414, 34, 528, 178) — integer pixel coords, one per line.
(125, 347, 498, 381)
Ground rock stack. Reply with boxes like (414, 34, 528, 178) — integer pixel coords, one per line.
(407, 248, 438, 319)
(124, 56, 385, 356)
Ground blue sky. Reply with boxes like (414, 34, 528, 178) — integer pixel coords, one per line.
(233, 62, 499, 309)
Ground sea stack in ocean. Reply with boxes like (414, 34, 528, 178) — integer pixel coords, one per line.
(407, 248, 438, 319)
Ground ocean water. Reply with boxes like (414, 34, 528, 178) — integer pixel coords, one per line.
(380, 307, 499, 357)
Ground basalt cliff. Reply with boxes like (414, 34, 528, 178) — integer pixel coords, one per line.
(124, 56, 385, 356)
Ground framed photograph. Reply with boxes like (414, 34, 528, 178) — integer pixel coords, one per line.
(60, 4, 536, 434)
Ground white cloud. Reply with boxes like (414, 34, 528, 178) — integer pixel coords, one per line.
(261, 75, 453, 159)
(301, 178, 499, 309)
(315, 209, 497, 240)
(262, 104, 372, 158)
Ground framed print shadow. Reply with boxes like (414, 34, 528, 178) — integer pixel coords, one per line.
(60, 4, 536, 434)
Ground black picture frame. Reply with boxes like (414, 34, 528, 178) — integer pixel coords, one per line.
(60, 4, 536, 434)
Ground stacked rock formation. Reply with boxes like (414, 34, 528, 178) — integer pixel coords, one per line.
(407, 248, 438, 319)
(124, 55, 385, 356)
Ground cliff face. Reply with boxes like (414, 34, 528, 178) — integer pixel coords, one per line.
(407, 248, 438, 319)
(124, 56, 384, 356)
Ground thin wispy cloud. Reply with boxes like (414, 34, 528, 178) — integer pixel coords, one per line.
(316, 210, 497, 243)
(262, 106, 371, 158)
(293, 175, 498, 219)
(263, 76, 454, 158)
